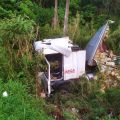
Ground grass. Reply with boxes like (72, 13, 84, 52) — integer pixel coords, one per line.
(0, 80, 53, 120)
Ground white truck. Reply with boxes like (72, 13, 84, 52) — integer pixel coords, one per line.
(34, 21, 111, 96)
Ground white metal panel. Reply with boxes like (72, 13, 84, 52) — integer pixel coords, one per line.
(76, 51, 86, 76)
(34, 37, 73, 56)
(43, 48, 58, 54)
(44, 37, 71, 46)
(34, 41, 44, 52)
(50, 44, 72, 57)
(64, 53, 77, 80)
(86, 22, 109, 66)
(63, 51, 86, 80)
(49, 37, 72, 56)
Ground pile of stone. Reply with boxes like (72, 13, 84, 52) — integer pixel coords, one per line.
(95, 50, 120, 79)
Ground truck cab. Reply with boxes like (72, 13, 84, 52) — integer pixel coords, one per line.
(34, 37, 86, 96)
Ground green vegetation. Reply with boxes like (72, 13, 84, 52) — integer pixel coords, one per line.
(47, 79, 120, 120)
(0, 0, 120, 120)
(0, 79, 53, 120)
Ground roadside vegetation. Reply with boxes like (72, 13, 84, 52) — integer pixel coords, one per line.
(0, 0, 120, 120)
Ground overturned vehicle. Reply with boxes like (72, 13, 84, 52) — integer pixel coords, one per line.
(34, 21, 120, 96)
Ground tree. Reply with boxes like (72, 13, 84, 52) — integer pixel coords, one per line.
(53, 0, 58, 28)
(63, 0, 70, 35)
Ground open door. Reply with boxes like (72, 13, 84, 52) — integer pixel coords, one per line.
(45, 53, 63, 81)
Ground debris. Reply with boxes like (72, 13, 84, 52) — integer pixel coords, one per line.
(95, 50, 120, 80)
(94, 38, 120, 91)
(114, 57, 120, 65)
(105, 62, 115, 67)
(2, 91, 8, 97)
(108, 111, 113, 118)
(86, 73, 94, 80)
(93, 75, 98, 80)
(71, 107, 79, 114)
(40, 92, 46, 98)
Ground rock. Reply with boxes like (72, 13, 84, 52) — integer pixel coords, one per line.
(106, 62, 115, 67)
(40, 92, 46, 98)
(71, 107, 79, 114)
(2, 91, 8, 97)
(93, 75, 98, 80)
(111, 71, 115, 76)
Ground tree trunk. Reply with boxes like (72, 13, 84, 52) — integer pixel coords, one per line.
(63, 0, 70, 36)
(53, 0, 58, 28)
